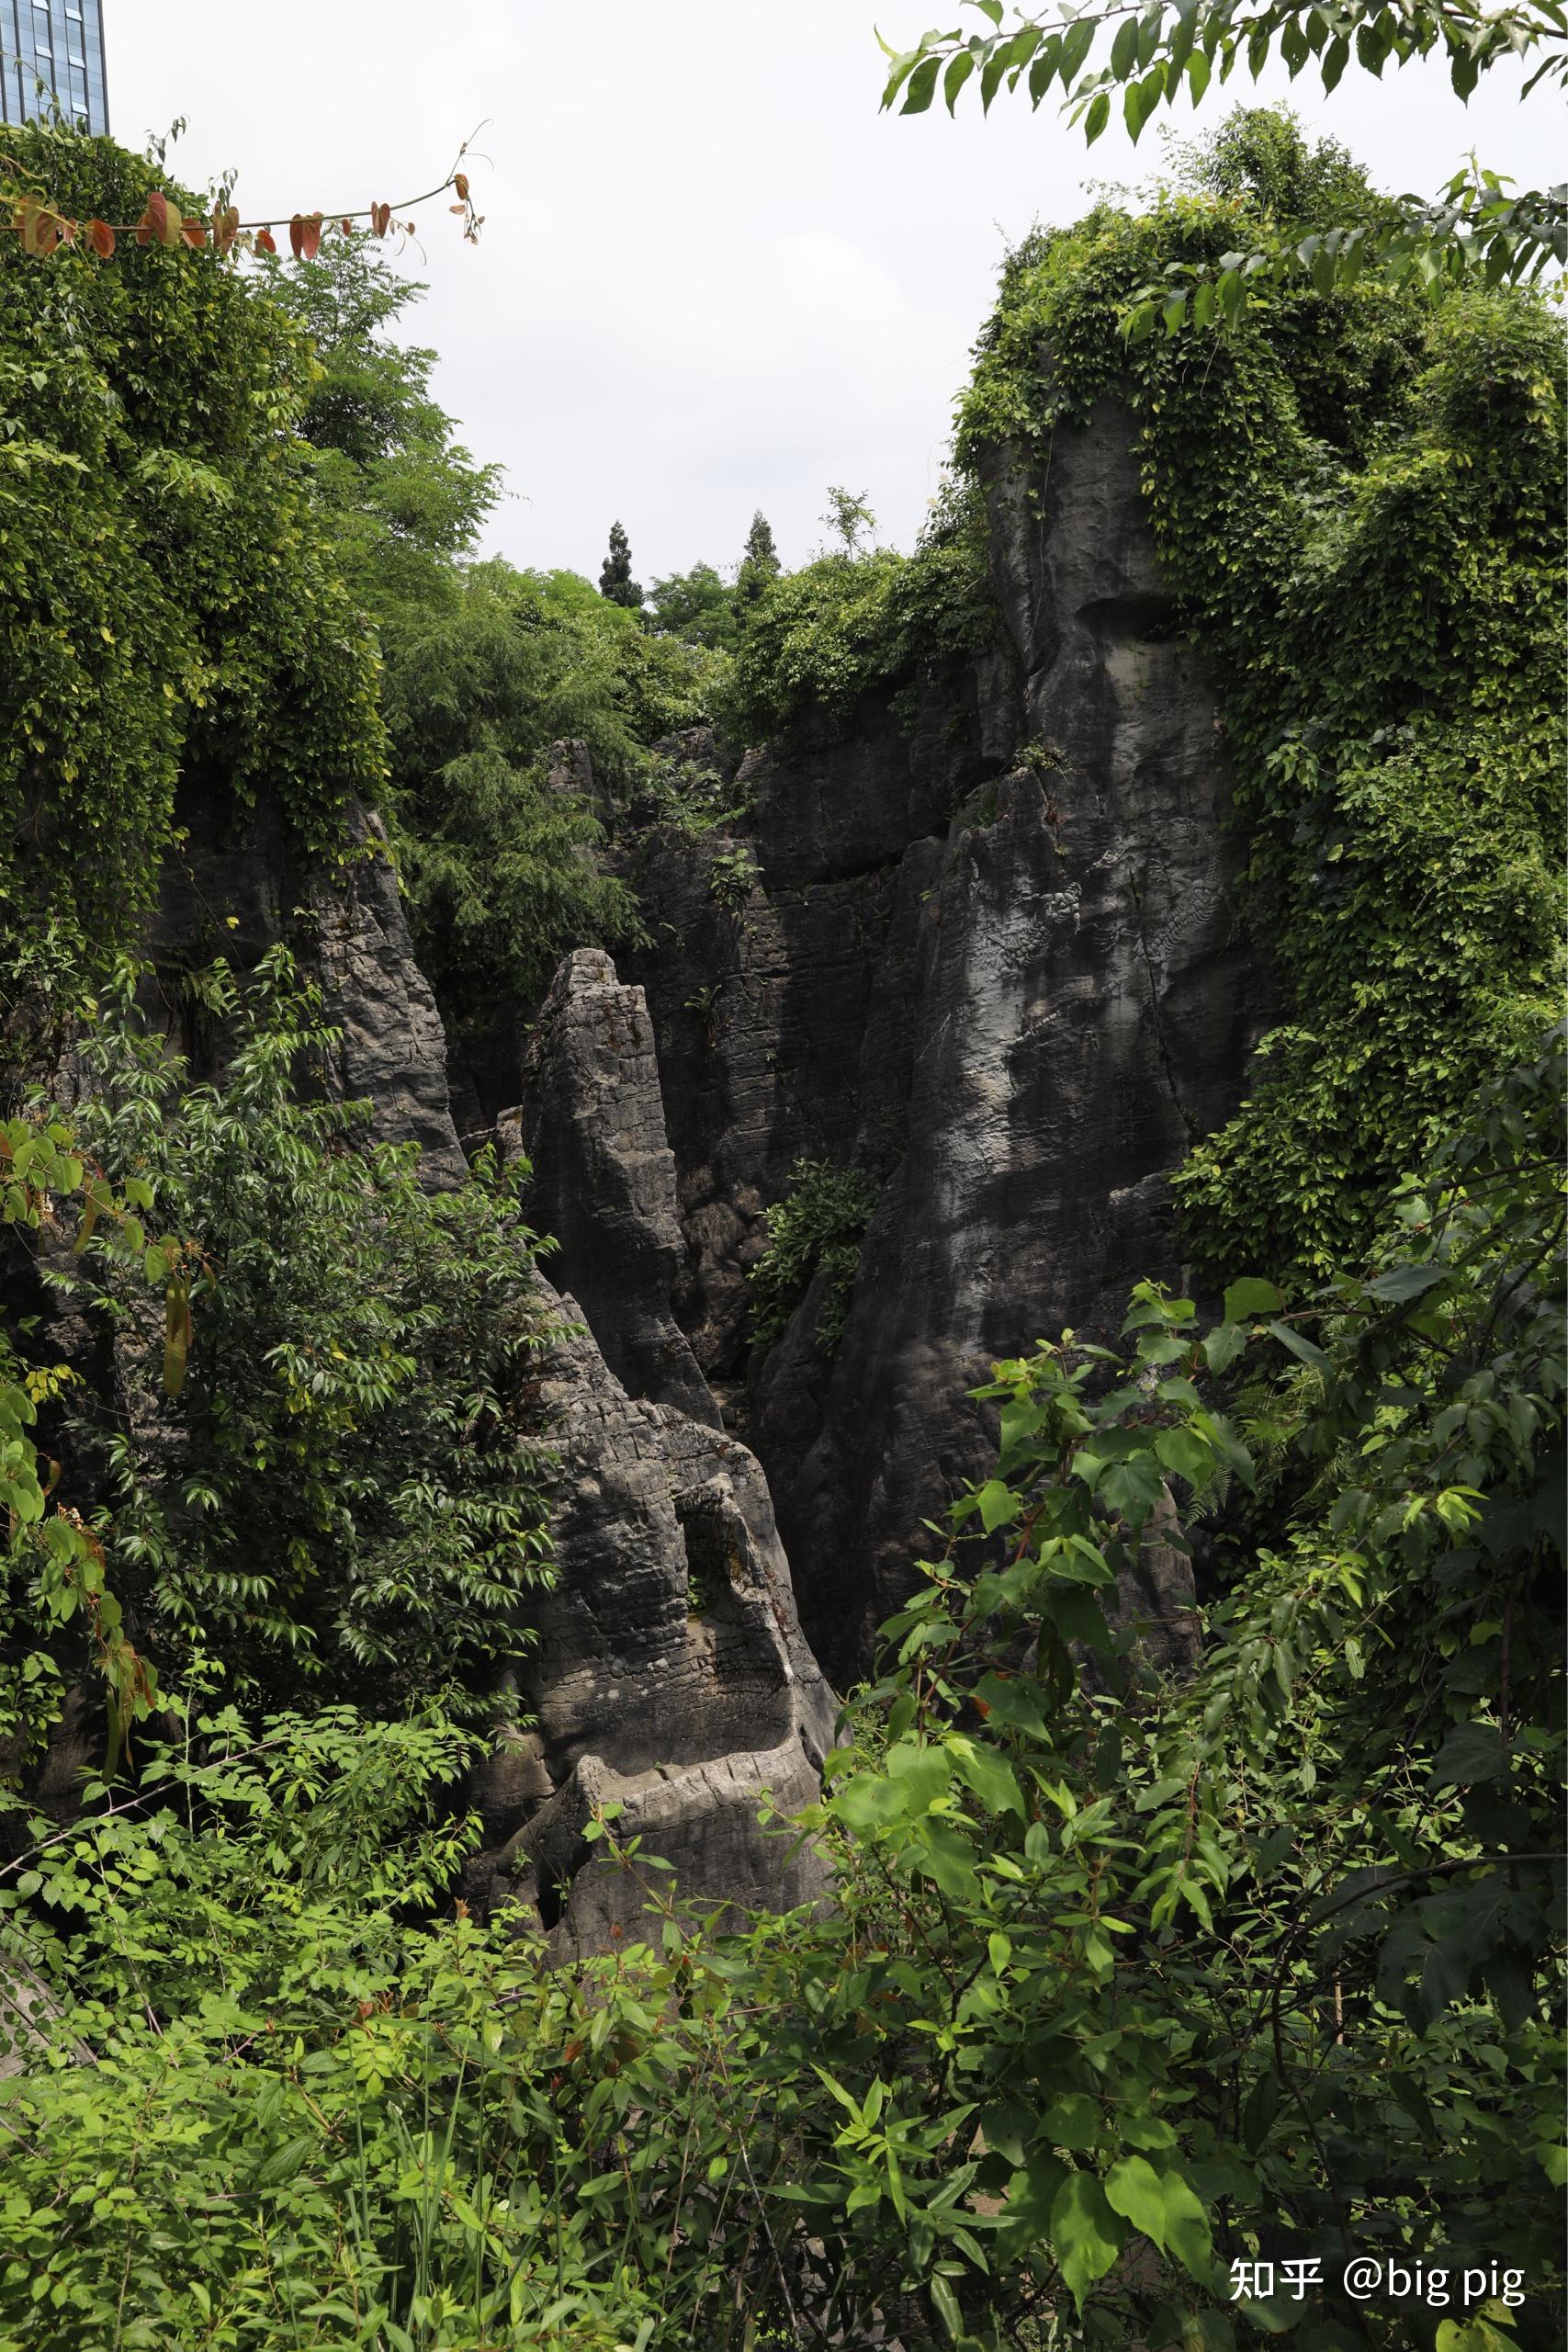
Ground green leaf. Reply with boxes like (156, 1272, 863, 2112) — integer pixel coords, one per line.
(976, 1672, 1053, 1737)
(1040, 2094, 1101, 2151)
(1365, 1261, 1450, 1305)
(1223, 1278, 1285, 1324)
(950, 1735, 1025, 1816)
(1110, 16, 1140, 78)
(1049, 2169, 1124, 2305)
(1428, 1721, 1508, 1790)
(1158, 2167, 1213, 2281)
(1266, 1320, 1328, 1370)
(977, 1477, 1021, 1533)
(1048, 1585, 1115, 1651)
(942, 51, 976, 112)
(1084, 89, 1111, 141)
(917, 1820, 981, 1902)
(930, 2273, 964, 2340)
(1155, 1423, 1213, 1493)
(901, 54, 942, 114)
(1201, 1320, 1246, 1374)
(1104, 2153, 1166, 2247)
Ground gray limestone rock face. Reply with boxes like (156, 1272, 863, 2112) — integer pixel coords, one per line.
(463, 1298, 835, 1951)
(505, 948, 718, 1427)
(595, 400, 1266, 1682)
(144, 784, 467, 1187)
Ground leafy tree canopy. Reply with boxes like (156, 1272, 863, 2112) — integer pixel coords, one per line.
(879, 0, 1566, 312)
(598, 516, 644, 610)
(0, 127, 386, 964)
(647, 557, 740, 650)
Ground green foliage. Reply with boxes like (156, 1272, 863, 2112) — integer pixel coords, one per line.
(599, 517, 644, 611)
(0, 128, 385, 959)
(706, 842, 761, 907)
(5, 1048, 1560, 2349)
(799, 1029, 1564, 2344)
(626, 751, 751, 836)
(749, 1159, 880, 1353)
(648, 558, 739, 650)
(820, 482, 878, 554)
(878, 0, 1566, 300)
(45, 952, 557, 1715)
(259, 233, 503, 624)
(736, 507, 782, 611)
(374, 559, 723, 1038)
(0, 1114, 174, 1780)
(721, 478, 1000, 741)
(958, 127, 1564, 1279)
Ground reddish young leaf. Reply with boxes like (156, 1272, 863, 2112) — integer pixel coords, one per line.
(85, 216, 114, 257)
(136, 188, 169, 248)
(299, 211, 322, 261)
(19, 200, 60, 257)
(180, 216, 207, 248)
(254, 227, 277, 255)
(454, 170, 470, 200)
(211, 204, 239, 255)
(371, 200, 391, 237)
(340, 216, 353, 234)
(288, 212, 305, 259)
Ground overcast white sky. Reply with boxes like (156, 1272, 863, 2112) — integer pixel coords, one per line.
(106, 2, 1559, 585)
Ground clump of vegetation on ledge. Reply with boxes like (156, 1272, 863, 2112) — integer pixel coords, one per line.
(748, 1157, 881, 1354)
(719, 476, 1003, 742)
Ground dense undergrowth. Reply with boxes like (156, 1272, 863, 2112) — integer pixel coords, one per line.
(0, 109, 1562, 2352)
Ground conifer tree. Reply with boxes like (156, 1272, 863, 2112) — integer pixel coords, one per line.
(598, 519, 643, 611)
(735, 508, 781, 608)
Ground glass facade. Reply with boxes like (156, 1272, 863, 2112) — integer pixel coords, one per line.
(1, 1, 109, 137)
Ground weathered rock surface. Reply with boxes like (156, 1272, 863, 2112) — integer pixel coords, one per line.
(505, 949, 718, 1427)
(146, 785, 468, 1187)
(463, 1299, 834, 1951)
(591, 398, 1267, 1680)
(22, 783, 833, 1948)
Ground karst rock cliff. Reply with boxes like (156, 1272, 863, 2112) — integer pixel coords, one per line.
(516, 399, 1266, 1685)
(28, 394, 1262, 1944)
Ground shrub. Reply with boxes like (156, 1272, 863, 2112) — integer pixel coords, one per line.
(719, 480, 999, 741)
(748, 1159, 880, 1353)
(47, 952, 558, 1715)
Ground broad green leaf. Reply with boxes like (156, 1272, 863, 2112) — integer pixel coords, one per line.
(1428, 1721, 1508, 1789)
(1365, 1261, 1450, 1305)
(1155, 1423, 1213, 1492)
(1222, 1278, 1285, 1324)
(1104, 2153, 1166, 2246)
(1049, 2169, 1124, 2304)
(1158, 2167, 1213, 2281)
(1266, 1319, 1328, 1369)
(977, 1476, 1021, 1532)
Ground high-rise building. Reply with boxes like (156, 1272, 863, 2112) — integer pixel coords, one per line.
(1, 1, 109, 137)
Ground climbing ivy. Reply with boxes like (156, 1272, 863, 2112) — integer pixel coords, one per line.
(957, 115, 1564, 1280)
(0, 128, 386, 965)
